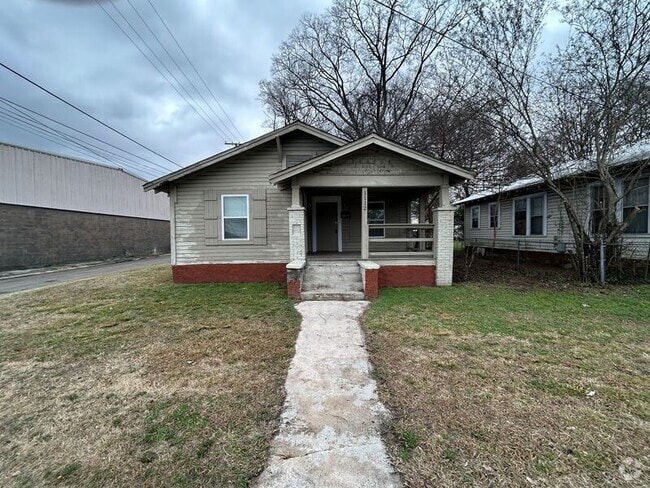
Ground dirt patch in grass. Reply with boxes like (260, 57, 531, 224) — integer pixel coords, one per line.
(0, 266, 300, 487)
(364, 283, 650, 487)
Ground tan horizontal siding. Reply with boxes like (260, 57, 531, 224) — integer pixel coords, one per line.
(174, 140, 291, 264)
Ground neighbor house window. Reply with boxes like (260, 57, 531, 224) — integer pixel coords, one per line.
(623, 177, 649, 234)
(368, 201, 385, 238)
(471, 206, 480, 229)
(488, 202, 500, 228)
(513, 193, 546, 236)
(590, 185, 606, 235)
(222, 195, 249, 240)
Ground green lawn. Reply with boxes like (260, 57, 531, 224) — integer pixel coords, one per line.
(364, 283, 650, 487)
(0, 266, 300, 487)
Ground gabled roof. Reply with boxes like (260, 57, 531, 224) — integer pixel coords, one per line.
(269, 133, 475, 185)
(144, 121, 346, 192)
(455, 139, 650, 205)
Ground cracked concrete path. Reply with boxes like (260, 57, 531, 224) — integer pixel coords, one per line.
(254, 301, 401, 488)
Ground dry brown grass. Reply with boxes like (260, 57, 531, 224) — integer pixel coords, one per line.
(364, 282, 650, 487)
(0, 266, 300, 487)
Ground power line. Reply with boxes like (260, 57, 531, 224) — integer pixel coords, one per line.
(97, 0, 229, 141)
(0, 103, 160, 178)
(369, 0, 601, 108)
(0, 61, 181, 168)
(0, 114, 111, 163)
(144, 0, 244, 141)
(126, 0, 240, 141)
(0, 96, 176, 174)
(0, 108, 145, 174)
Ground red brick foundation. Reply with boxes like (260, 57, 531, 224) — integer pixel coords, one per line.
(363, 268, 379, 299)
(379, 265, 436, 287)
(172, 263, 287, 284)
(287, 278, 301, 299)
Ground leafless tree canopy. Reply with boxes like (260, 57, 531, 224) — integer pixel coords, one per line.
(260, 0, 649, 280)
(262, 0, 472, 142)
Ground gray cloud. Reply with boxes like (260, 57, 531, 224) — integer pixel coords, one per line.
(0, 0, 330, 178)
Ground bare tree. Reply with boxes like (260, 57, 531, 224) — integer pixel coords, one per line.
(260, 0, 470, 142)
(470, 0, 650, 280)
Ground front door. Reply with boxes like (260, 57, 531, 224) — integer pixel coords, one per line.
(315, 201, 339, 252)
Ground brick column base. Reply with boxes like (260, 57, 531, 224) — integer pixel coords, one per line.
(364, 268, 379, 299)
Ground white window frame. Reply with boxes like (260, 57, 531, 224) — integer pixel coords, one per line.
(622, 176, 650, 235)
(368, 201, 385, 239)
(512, 192, 547, 237)
(470, 205, 480, 230)
(488, 202, 500, 229)
(221, 194, 250, 241)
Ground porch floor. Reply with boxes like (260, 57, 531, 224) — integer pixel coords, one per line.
(306, 252, 361, 261)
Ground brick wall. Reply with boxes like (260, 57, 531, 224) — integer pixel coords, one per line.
(0, 203, 170, 271)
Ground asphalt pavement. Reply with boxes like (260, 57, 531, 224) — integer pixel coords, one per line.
(0, 255, 170, 295)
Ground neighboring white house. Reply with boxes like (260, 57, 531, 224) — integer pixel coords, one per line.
(456, 142, 650, 260)
(0, 143, 170, 271)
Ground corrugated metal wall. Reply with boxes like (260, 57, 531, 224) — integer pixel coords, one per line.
(0, 143, 169, 220)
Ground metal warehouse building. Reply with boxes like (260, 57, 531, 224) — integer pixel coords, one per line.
(0, 143, 170, 271)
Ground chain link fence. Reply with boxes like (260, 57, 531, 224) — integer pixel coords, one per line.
(461, 238, 650, 283)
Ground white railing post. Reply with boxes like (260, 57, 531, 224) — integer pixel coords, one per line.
(361, 187, 369, 259)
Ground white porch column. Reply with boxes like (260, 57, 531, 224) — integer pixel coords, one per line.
(361, 187, 369, 259)
(288, 184, 306, 262)
(433, 183, 454, 286)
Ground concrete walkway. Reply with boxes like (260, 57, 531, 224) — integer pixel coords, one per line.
(255, 301, 401, 488)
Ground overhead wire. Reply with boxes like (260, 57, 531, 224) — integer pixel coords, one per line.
(144, 0, 244, 141)
(0, 101, 159, 173)
(125, 0, 240, 141)
(97, 0, 229, 141)
(0, 96, 177, 174)
(0, 102, 160, 178)
(369, 0, 605, 107)
(0, 61, 181, 168)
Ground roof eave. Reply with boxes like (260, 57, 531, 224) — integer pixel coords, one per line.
(144, 122, 345, 192)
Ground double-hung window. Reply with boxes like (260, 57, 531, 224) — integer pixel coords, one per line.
(488, 202, 500, 228)
(222, 195, 249, 240)
(368, 201, 385, 238)
(623, 177, 649, 234)
(590, 185, 606, 235)
(513, 193, 546, 236)
(470, 205, 480, 229)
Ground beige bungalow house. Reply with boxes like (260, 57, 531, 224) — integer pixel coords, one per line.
(145, 122, 473, 299)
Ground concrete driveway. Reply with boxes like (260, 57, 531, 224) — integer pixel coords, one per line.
(0, 255, 170, 295)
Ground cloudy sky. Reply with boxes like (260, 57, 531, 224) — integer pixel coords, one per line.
(0, 0, 331, 179)
(0, 0, 568, 180)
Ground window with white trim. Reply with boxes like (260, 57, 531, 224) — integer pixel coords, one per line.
(513, 193, 546, 236)
(222, 195, 249, 240)
(470, 205, 480, 229)
(623, 177, 649, 234)
(488, 202, 500, 228)
(368, 201, 385, 238)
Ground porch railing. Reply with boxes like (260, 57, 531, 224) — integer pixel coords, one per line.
(365, 223, 435, 258)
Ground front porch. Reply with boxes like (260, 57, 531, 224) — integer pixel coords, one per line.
(271, 133, 470, 298)
(285, 185, 449, 299)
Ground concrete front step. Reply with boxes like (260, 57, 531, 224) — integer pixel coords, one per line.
(302, 281, 364, 292)
(301, 260, 365, 301)
(300, 290, 366, 301)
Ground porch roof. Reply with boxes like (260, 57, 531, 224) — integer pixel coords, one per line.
(269, 133, 475, 186)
